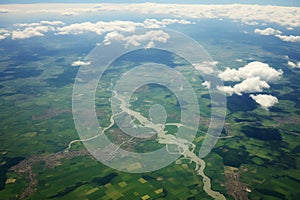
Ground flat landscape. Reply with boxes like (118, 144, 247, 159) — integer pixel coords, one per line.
(0, 1, 300, 200)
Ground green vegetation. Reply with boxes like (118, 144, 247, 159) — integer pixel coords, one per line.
(0, 34, 300, 200)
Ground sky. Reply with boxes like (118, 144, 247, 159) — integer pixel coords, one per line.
(1, 0, 300, 6)
(0, 0, 300, 110)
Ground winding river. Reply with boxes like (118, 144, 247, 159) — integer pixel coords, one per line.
(68, 90, 226, 200)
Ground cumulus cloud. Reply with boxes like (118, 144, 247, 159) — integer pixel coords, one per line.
(0, 9, 10, 13)
(4, 18, 191, 40)
(143, 18, 192, 28)
(254, 27, 300, 42)
(250, 94, 278, 110)
(217, 61, 282, 96)
(0, 29, 10, 40)
(285, 55, 300, 69)
(55, 19, 192, 36)
(61, 12, 79, 16)
(244, 21, 259, 26)
(15, 22, 41, 27)
(193, 61, 219, 75)
(275, 34, 300, 42)
(12, 26, 55, 40)
(40, 20, 65, 26)
(1, 4, 300, 28)
(254, 27, 282, 35)
(287, 61, 296, 68)
(103, 30, 170, 48)
(0, 35, 6, 40)
(93, 4, 300, 28)
(218, 61, 283, 82)
(103, 31, 124, 44)
(217, 77, 270, 96)
(9, 21, 65, 40)
(56, 20, 142, 35)
(15, 20, 64, 27)
(71, 61, 91, 66)
(287, 60, 300, 68)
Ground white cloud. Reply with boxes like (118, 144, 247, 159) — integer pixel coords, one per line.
(193, 61, 219, 75)
(285, 56, 300, 69)
(0, 9, 10, 13)
(143, 18, 192, 28)
(275, 34, 300, 42)
(287, 61, 296, 68)
(254, 28, 282, 35)
(15, 20, 64, 27)
(287, 60, 300, 68)
(55, 19, 192, 36)
(202, 81, 211, 89)
(250, 94, 278, 110)
(244, 21, 259, 26)
(217, 61, 282, 96)
(16, 22, 41, 27)
(9, 21, 65, 40)
(217, 77, 270, 96)
(40, 20, 65, 26)
(103, 31, 125, 45)
(1, 4, 300, 28)
(0, 29, 10, 40)
(218, 61, 283, 82)
(145, 41, 155, 49)
(56, 20, 142, 35)
(103, 30, 170, 48)
(254, 28, 300, 42)
(55, 22, 97, 35)
(71, 61, 91, 66)
(4, 18, 191, 40)
(2, 4, 300, 44)
(11, 26, 55, 40)
(61, 11, 79, 16)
